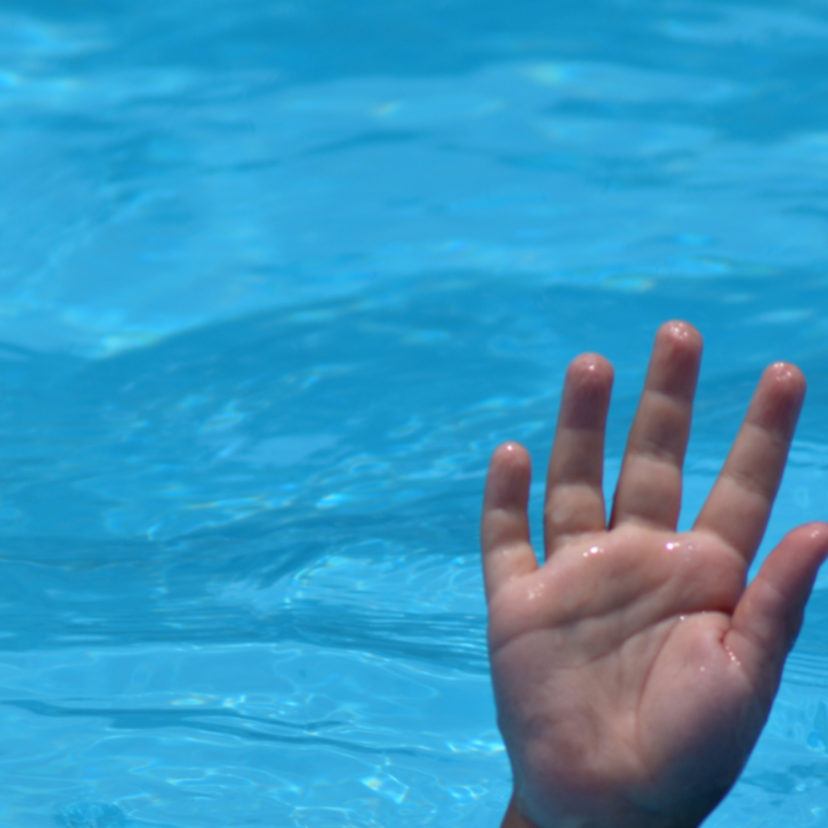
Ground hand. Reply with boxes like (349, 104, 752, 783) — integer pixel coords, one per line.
(481, 321, 828, 828)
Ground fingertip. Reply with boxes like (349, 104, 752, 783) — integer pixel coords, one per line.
(490, 441, 531, 473)
(646, 320, 703, 400)
(795, 519, 828, 537)
(806, 520, 828, 541)
(658, 320, 703, 353)
(751, 362, 806, 436)
(656, 321, 704, 371)
(486, 442, 531, 510)
(785, 521, 828, 555)
(560, 354, 613, 431)
(765, 360, 805, 380)
(763, 361, 806, 399)
(567, 352, 614, 384)
(756, 521, 828, 609)
(482, 442, 537, 595)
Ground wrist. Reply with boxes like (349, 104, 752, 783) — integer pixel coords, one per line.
(500, 791, 706, 828)
(502, 796, 540, 828)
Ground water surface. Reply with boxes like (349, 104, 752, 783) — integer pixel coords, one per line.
(1, 1, 828, 825)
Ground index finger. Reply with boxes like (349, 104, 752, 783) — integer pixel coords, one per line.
(694, 362, 805, 562)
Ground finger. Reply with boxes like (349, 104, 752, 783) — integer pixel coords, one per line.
(726, 522, 828, 700)
(694, 362, 805, 561)
(611, 321, 702, 530)
(543, 353, 613, 552)
(481, 442, 538, 601)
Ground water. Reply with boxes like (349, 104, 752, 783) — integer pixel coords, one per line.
(0, 0, 828, 825)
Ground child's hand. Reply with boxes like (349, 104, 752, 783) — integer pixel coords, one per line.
(482, 321, 828, 828)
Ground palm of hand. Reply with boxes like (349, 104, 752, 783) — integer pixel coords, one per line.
(490, 525, 750, 828)
(482, 323, 828, 828)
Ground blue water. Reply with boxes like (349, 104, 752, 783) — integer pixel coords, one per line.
(1, 0, 828, 825)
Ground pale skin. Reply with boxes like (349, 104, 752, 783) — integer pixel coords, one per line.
(481, 321, 828, 828)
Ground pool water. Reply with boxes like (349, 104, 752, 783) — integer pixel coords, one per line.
(1, 0, 828, 825)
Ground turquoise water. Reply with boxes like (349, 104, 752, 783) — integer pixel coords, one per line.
(1, 0, 828, 825)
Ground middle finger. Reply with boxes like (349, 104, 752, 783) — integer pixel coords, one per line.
(610, 320, 702, 530)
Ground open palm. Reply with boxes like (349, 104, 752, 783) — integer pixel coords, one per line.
(481, 322, 828, 828)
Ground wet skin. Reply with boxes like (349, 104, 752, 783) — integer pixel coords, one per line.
(481, 321, 828, 828)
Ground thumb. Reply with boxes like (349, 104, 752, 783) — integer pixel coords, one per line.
(727, 522, 828, 695)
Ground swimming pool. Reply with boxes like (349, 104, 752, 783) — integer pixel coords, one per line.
(1, 0, 827, 825)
